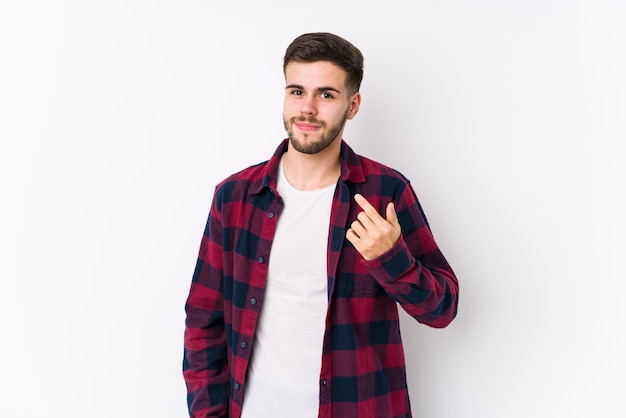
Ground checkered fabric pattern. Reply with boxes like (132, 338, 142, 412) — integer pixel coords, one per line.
(183, 139, 459, 418)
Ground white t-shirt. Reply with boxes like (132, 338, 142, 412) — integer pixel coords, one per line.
(240, 158, 335, 418)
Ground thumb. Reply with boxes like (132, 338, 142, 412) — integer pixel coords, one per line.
(386, 202, 401, 230)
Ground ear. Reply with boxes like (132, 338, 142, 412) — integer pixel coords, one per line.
(346, 92, 362, 120)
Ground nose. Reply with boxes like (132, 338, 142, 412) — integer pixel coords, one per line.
(300, 95, 316, 116)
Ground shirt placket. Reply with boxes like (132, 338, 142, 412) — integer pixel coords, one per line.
(319, 180, 352, 417)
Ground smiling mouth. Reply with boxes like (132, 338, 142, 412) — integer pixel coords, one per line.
(295, 122, 320, 131)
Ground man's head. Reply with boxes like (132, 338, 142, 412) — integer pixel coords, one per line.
(282, 33, 364, 156)
(283, 32, 364, 95)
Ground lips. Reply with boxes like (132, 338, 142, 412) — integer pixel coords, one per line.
(295, 122, 321, 131)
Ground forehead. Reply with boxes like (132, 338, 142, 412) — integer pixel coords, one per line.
(284, 61, 348, 91)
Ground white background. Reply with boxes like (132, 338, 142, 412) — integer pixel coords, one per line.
(1, 1, 625, 417)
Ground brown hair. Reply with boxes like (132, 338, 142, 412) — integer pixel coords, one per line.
(283, 32, 364, 94)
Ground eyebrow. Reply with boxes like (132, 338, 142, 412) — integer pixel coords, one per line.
(285, 84, 342, 94)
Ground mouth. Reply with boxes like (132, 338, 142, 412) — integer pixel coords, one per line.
(294, 120, 321, 132)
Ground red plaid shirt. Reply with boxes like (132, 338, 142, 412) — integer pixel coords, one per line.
(183, 139, 459, 418)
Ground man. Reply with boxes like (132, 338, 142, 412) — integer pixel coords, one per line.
(183, 32, 459, 418)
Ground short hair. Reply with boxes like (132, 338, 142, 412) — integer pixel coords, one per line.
(283, 32, 364, 94)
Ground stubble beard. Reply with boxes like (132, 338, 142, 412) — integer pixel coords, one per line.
(283, 109, 349, 155)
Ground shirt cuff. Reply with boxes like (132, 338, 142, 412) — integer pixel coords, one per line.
(361, 238, 415, 282)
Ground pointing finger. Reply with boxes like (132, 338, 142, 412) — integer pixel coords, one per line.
(354, 194, 384, 223)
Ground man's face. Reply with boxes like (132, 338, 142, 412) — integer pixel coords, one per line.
(283, 61, 360, 155)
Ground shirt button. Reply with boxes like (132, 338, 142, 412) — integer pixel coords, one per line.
(240, 341, 247, 349)
(268, 212, 274, 219)
(257, 256, 265, 263)
(249, 298, 257, 305)
(234, 383, 241, 390)
(322, 379, 327, 385)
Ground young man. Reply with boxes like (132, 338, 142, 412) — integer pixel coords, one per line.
(183, 32, 459, 418)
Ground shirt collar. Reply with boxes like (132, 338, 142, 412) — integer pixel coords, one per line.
(249, 138, 366, 195)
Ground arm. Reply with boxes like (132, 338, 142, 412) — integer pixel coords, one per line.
(346, 189, 458, 328)
(183, 197, 229, 417)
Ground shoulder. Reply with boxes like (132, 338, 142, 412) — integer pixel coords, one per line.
(356, 153, 413, 192)
(341, 140, 411, 188)
(212, 160, 270, 204)
(346, 151, 419, 210)
(216, 160, 268, 188)
(358, 154, 409, 179)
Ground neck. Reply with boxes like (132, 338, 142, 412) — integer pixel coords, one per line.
(282, 139, 341, 191)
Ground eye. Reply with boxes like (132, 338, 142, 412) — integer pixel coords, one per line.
(320, 92, 334, 99)
(290, 89, 303, 96)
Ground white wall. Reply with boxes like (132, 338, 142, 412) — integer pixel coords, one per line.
(1, 1, 624, 417)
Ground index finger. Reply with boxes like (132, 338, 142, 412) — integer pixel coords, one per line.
(354, 194, 384, 221)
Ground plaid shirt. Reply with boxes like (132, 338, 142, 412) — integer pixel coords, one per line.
(183, 139, 459, 418)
